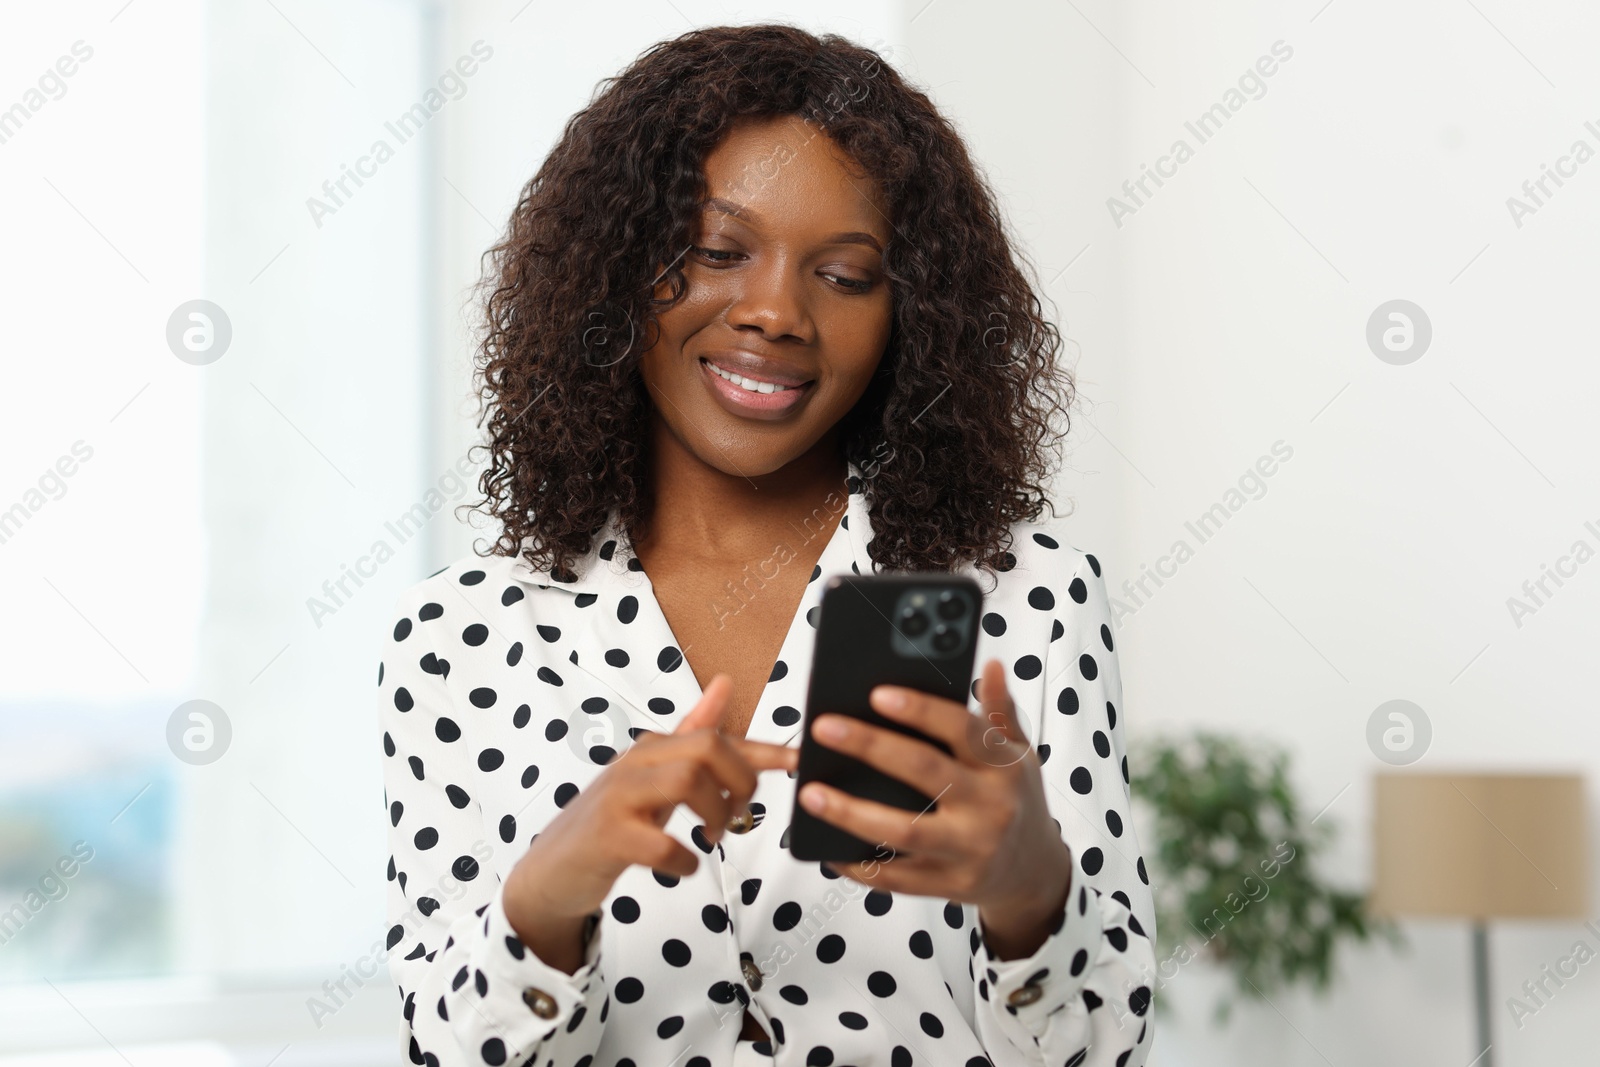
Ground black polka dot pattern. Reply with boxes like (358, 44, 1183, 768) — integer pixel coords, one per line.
(376, 476, 1154, 1067)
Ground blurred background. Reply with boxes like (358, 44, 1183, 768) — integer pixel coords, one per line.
(2, 0, 1596, 1063)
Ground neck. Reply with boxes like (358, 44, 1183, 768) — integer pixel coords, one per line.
(635, 417, 848, 560)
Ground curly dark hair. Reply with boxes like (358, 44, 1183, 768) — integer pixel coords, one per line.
(468, 22, 1073, 576)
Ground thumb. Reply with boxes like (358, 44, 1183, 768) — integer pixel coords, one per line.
(976, 659, 1030, 765)
(674, 674, 732, 735)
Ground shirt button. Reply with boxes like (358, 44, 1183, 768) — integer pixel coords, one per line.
(740, 955, 764, 991)
(725, 808, 755, 834)
(522, 987, 559, 1019)
(1006, 984, 1044, 1007)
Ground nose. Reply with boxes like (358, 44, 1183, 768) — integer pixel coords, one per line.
(724, 255, 814, 344)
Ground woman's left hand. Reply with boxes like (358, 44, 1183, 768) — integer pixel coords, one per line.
(797, 658, 1074, 958)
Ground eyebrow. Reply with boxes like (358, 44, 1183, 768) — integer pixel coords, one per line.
(701, 197, 885, 253)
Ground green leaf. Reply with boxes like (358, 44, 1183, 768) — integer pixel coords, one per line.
(1132, 731, 1400, 1020)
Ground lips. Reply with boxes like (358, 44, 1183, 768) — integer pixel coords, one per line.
(696, 351, 815, 420)
(704, 360, 800, 394)
(699, 350, 813, 389)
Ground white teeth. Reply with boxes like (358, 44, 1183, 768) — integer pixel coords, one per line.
(707, 361, 793, 394)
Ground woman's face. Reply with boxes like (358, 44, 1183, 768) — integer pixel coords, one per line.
(639, 115, 894, 479)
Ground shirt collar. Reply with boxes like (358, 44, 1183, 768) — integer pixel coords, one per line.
(500, 463, 875, 744)
(506, 461, 877, 593)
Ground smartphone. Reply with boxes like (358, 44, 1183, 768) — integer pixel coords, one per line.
(788, 573, 983, 863)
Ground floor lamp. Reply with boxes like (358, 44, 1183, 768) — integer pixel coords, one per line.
(1371, 773, 1588, 1067)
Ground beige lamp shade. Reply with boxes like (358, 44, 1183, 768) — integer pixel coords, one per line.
(1371, 773, 1588, 920)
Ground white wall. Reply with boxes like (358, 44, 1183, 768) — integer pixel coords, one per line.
(904, 1, 1600, 1064)
(182, 0, 436, 982)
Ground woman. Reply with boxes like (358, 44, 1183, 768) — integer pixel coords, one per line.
(377, 23, 1155, 1067)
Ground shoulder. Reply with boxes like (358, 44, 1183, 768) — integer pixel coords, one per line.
(388, 549, 528, 618)
(963, 510, 1114, 662)
(984, 509, 1105, 603)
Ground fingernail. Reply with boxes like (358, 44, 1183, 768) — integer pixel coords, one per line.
(800, 784, 825, 813)
(814, 717, 847, 742)
(872, 687, 906, 711)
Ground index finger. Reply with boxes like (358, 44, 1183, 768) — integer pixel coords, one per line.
(677, 730, 803, 809)
(673, 674, 732, 735)
(868, 660, 1025, 768)
(864, 683, 975, 759)
(731, 737, 800, 775)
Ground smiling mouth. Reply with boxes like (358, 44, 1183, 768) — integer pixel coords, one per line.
(697, 357, 815, 419)
(701, 358, 804, 394)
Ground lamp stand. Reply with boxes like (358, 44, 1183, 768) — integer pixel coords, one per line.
(1471, 921, 1492, 1067)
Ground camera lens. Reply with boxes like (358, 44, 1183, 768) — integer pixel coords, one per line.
(898, 607, 930, 637)
(931, 624, 961, 653)
(935, 590, 967, 620)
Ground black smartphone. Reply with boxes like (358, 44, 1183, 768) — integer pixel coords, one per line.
(788, 573, 983, 863)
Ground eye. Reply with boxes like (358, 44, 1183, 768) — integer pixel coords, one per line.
(692, 246, 739, 264)
(822, 272, 874, 294)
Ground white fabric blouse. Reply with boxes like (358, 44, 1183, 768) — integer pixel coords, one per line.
(376, 473, 1156, 1067)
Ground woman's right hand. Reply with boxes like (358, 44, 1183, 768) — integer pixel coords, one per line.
(502, 675, 797, 969)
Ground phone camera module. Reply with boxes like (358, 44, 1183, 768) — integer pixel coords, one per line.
(897, 607, 930, 637)
(935, 590, 967, 620)
(890, 583, 978, 660)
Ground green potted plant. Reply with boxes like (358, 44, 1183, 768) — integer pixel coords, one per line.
(1132, 731, 1398, 1020)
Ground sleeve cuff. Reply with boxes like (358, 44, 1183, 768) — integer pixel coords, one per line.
(975, 879, 1104, 1037)
(461, 883, 605, 1053)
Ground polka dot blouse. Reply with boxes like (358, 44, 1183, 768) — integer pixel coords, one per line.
(377, 474, 1156, 1067)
